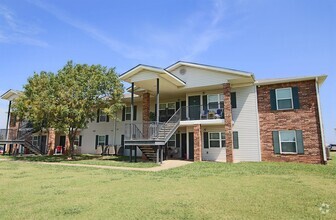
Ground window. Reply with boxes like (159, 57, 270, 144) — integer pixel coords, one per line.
(159, 103, 176, 122)
(125, 107, 131, 120)
(74, 135, 81, 147)
(167, 134, 176, 148)
(279, 130, 297, 153)
(207, 94, 224, 111)
(209, 132, 225, 148)
(276, 88, 293, 110)
(99, 110, 107, 122)
(98, 135, 106, 147)
(32, 136, 39, 146)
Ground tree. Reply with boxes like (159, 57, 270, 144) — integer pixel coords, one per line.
(12, 61, 124, 158)
(12, 71, 58, 154)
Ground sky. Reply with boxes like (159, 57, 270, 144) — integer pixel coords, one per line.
(0, 0, 335, 143)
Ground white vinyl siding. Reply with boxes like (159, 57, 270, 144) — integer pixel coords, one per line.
(232, 85, 261, 162)
(202, 126, 226, 161)
(170, 66, 239, 88)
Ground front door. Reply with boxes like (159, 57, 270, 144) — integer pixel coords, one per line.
(40, 135, 47, 154)
(188, 96, 200, 120)
(60, 136, 66, 152)
(181, 133, 187, 159)
(188, 132, 194, 160)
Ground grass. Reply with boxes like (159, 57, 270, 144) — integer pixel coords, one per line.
(5, 154, 158, 168)
(0, 153, 335, 219)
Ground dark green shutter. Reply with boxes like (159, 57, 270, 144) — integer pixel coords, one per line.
(122, 107, 125, 121)
(176, 101, 180, 111)
(121, 135, 127, 149)
(272, 131, 280, 154)
(176, 133, 180, 148)
(121, 135, 124, 147)
(270, 89, 277, 110)
(106, 114, 109, 122)
(95, 135, 98, 149)
(133, 106, 137, 121)
(231, 92, 237, 108)
(79, 135, 82, 146)
(96, 109, 100, 123)
(204, 132, 209, 148)
(105, 135, 109, 145)
(38, 136, 41, 147)
(292, 87, 300, 109)
(202, 95, 207, 111)
(233, 131, 239, 149)
(296, 130, 304, 154)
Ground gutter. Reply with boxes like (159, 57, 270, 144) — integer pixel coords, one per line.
(315, 77, 327, 163)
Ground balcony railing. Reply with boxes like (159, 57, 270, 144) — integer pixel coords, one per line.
(125, 108, 181, 143)
(181, 105, 224, 121)
(0, 128, 34, 142)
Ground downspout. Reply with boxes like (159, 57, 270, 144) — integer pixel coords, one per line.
(113, 114, 117, 154)
(254, 85, 262, 162)
(156, 78, 160, 123)
(131, 82, 134, 140)
(315, 78, 327, 163)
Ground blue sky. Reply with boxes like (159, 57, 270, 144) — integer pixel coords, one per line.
(0, 0, 335, 143)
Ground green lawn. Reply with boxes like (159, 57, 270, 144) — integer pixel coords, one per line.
(0, 153, 335, 219)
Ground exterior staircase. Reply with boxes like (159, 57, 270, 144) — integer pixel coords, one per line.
(124, 108, 181, 161)
(0, 121, 42, 155)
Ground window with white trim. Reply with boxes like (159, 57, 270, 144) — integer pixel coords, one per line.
(99, 110, 107, 122)
(207, 94, 224, 111)
(279, 130, 297, 153)
(98, 135, 106, 147)
(125, 107, 131, 121)
(32, 136, 39, 146)
(276, 88, 293, 110)
(74, 135, 80, 147)
(167, 134, 176, 148)
(209, 132, 225, 148)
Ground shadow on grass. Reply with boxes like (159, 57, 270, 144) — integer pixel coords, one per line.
(9, 154, 136, 163)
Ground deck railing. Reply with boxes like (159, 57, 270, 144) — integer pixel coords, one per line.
(125, 108, 181, 143)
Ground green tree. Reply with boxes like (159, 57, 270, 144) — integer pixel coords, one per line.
(12, 71, 57, 154)
(12, 61, 124, 158)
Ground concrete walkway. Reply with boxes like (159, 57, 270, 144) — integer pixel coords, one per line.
(0, 159, 193, 172)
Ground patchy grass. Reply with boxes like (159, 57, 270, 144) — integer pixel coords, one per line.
(4, 154, 158, 168)
(0, 153, 335, 219)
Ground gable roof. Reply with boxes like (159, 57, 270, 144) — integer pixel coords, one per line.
(1, 89, 22, 101)
(165, 61, 255, 80)
(119, 64, 186, 87)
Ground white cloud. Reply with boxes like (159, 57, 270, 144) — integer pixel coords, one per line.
(0, 4, 48, 47)
(28, 0, 233, 62)
(28, 0, 163, 60)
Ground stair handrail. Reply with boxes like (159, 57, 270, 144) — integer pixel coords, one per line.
(157, 108, 181, 142)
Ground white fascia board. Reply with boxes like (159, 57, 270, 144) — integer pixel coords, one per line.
(166, 61, 254, 79)
(120, 65, 185, 87)
(255, 75, 327, 86)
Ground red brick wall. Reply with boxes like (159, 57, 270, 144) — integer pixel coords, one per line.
(223, 83, 233, 163)
(257, 80, 324, 164)
(194, 124, 202, 161)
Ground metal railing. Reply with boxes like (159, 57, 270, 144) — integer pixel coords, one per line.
(0, 121, 42, 154)
(124, 108, 181, 143)
(181, 105, 224, 121)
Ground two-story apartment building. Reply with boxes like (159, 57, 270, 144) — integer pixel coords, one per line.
(0, 61, 327, 164)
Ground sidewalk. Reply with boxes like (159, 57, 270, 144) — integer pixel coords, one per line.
(1, 159, 193, 172)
